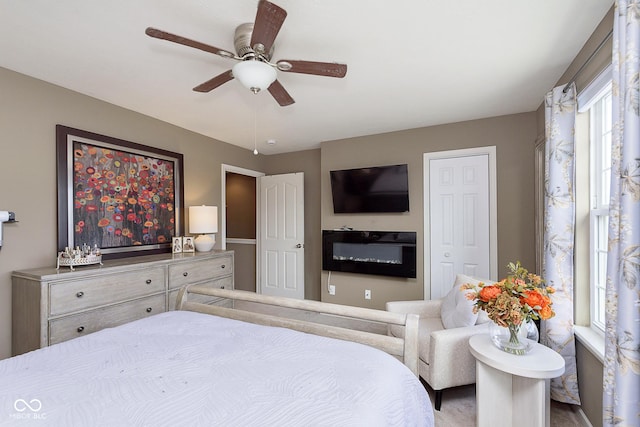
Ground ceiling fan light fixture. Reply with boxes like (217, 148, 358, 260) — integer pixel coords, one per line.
(232, 60, 277, 93)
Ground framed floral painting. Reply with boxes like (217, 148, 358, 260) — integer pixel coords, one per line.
(56, 125, 184, 259)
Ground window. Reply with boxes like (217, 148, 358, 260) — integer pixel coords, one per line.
(586, 80, 612, 332)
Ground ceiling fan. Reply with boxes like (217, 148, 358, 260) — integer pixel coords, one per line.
(145, 0, 347, 106)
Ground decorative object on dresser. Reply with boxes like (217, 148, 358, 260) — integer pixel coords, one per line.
(56, 125, 185, 259)
(11, 250, 234, 356)
(172, 236, 183, 253)
(188, 205, 218, 252)
(182, 236, 195, 253)
(56, 244, 103, 270)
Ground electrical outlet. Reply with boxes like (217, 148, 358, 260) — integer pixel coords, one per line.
(328, 285, 336, 295)
(365, 289, 371, 300)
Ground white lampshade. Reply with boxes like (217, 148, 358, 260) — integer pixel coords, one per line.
(189, 206, 218, 252)
(189, 206, 218, 234)
(232, 60, 277, 93)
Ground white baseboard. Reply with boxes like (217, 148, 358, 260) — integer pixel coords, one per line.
(576, 406, 594, 427)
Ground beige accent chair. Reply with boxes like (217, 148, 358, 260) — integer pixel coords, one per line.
(386, 274, 491, 411)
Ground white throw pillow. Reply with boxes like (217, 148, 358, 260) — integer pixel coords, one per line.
(440, 273, 491, 329)
(476, 307, 491, 324)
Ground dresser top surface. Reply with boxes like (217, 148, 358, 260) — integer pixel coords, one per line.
(12, 250, 234, 281)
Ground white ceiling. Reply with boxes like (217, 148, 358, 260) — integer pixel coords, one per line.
(0, 1, 612, 154)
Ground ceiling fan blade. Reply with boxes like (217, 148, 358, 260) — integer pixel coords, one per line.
(250, 0, 287, 54)
(276, 60, 347, 78)
(268, 80, 295, 106)
(145, 27, 236, 59)
(193, 70, 234, 92)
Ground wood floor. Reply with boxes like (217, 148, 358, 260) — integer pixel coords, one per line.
(427, 384, 589, 426)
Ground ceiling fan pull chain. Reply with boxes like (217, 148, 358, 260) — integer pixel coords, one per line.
(253, 103, 259, 155)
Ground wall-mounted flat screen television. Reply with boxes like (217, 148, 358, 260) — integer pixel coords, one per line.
(330, 164, 409, 213)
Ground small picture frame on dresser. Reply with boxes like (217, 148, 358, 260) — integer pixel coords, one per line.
(172, 237, 183, 254)
(182, 236, 195, 253)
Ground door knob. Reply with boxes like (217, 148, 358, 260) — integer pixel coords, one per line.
(444, 252, 451, 257)
(296, 243, 304, 248)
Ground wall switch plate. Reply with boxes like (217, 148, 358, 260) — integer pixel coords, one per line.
(365, 289, 371, 300)
(328, 285, 336, 295)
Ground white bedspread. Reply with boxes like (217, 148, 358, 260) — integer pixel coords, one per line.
(0, 311, 433, 426)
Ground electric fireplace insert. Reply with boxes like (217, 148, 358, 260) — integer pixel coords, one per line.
(322, 230, 417, 278)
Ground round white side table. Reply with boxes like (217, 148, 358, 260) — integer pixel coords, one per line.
(469, 334, 565, 427)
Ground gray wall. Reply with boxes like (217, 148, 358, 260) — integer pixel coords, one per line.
(319, 114, 538, 310)
(577, 340, 603, 427)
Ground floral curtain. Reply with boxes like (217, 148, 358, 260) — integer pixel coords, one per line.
(603, 1, 640, 425)
(542, 83, 581, 405)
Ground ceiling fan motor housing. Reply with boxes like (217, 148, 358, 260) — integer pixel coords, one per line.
(234, 23, 273, 61)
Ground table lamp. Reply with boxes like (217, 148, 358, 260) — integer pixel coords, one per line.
(188, 205, 218, 252)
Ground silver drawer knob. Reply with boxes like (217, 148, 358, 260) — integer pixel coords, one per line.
(183, 272, 188, 277)
(76, 291, 84, 298)
(221, 265, 225, 269)
(146, 279, 152, 284)
(77, 326, 85, 333)
(146, 307, 153, 313)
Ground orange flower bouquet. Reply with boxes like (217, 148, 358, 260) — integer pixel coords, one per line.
(461, 261, 555, 354)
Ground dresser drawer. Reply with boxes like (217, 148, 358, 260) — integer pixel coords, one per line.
(49, 267, 166, 316)
(168, 256, 233, 289)
(168, 275, 233, 310)
(49, 294, 166, 345)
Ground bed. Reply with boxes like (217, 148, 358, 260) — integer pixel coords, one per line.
(1, 286, 433, 426)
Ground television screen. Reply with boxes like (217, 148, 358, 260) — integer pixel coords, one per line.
(330, 164, 409, 213)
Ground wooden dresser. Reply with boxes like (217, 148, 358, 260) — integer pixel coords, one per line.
(12, 250, 234, 356)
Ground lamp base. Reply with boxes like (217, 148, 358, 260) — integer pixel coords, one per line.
(194, 234, 215, 252)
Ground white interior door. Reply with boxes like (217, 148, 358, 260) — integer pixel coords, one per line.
(258, 172, 305, 299)
(425, 148, 497, 299)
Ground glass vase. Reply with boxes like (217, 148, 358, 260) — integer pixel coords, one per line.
(489, 319, 538, 355)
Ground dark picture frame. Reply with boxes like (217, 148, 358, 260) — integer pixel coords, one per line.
(56, 125, 184, 259)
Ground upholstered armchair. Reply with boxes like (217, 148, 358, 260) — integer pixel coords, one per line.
(386, 274, 491, 411)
